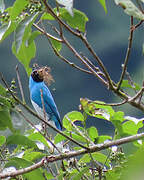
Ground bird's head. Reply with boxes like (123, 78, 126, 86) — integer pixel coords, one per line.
(31, 66, 54, 85)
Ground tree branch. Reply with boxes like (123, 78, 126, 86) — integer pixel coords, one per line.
(117, 16, 134, 90)
(1, 132, 144, 179)
(33, 23, 63, 42)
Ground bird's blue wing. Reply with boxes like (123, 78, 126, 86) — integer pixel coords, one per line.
(41, 83, 62, 130)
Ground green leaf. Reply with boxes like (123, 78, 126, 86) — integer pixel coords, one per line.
(54, 132, 67, 144)
(0, 84, 7, 96)
(12, 13, 38, 75)
(44, 172, 55, 180)
(115, 0, 144, 20)
(87, 126, 98, 141)
(63, 111, 84, 130)
(96, 135, 112, 144)
(98, 0, 107, 13)
(0, 108, 13, 131)
(0, 135, 6, 146)
(72, 167, 89, 180)
(122, 121, 143, 135)
(111, 111, 125, 123)
(5, 157, 45, 180)
(12, 39, 36, 76)
(14, 13, 38, 53)
(6, 134, 38, 149)
(0, 95, 12, 108)
(23, 151, 45, 162)
(41, 12, 55, 20)
(28, 132, 50, 148)
(0, 0, 5, 13)
(41, 8, 88, 32)
(92, 152, 110, 167)
(28, 31, 41, 45)
(50, 38, 62, 52)
(80, 98, 114, 120)
(10, 0, 29, 20)
(79, 152, 110, 167)
(121, 80, 141, 91)
(0, 21, 16, 42)
(79, 154, 91, 163)
(71, 132, 87, 143)
(60, 8, 88, 32)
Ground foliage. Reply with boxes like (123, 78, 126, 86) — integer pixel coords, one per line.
(0, 0, 144, 179)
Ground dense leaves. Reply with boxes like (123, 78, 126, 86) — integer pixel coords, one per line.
(0, 0, 144, 179)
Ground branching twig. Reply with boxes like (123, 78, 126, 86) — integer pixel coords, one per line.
(61, 36, 108, 86)
(65, 115, 95, 146)
(128, 87, 144, 102)
(89, 99, 128, 107)
(1, 132, 144, 178)
(47, 36, 92, 74)
(41, 0, 113, 88)
(33, 23, 63, 42)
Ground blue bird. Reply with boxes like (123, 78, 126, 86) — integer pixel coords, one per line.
(29, 67, 62, 130)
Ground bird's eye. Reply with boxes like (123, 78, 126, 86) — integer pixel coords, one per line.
(31, 70, 43, 82)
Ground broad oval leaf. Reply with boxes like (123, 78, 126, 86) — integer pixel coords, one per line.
(54, 132, 67, 144)
(87, 126, 98, 141)
(28, 132, 50, 148)
(14, 13, 38, 53)
(12, 39, 36, 76)
(6, 134, 38, 149)
(60, 8, 88, 32)
(23, 151, 45, 162)
(63, 111, 84, 130)
(122, 121, 143, 135)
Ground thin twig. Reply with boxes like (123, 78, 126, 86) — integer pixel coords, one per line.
(134, 20, 144, 29)
(89, 99, 128, 107)
(128, 87, 144, 102)
(61, 36, 108, 86)
(79, 34, 113, 88)
(41, 24, 92, 75)
(15, 65, 25, 103)
(80, 54, 106, 78)
(33, 23, 63, 42)
(66, 115, 95, 145)
(117, 16, 134, 90)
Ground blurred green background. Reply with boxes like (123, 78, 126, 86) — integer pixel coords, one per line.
(0, 0, 144, 135)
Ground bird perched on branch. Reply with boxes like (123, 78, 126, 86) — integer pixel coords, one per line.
(29, 66, 62, 130)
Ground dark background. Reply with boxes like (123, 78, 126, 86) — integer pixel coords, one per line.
(0, 0, 144, 136)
